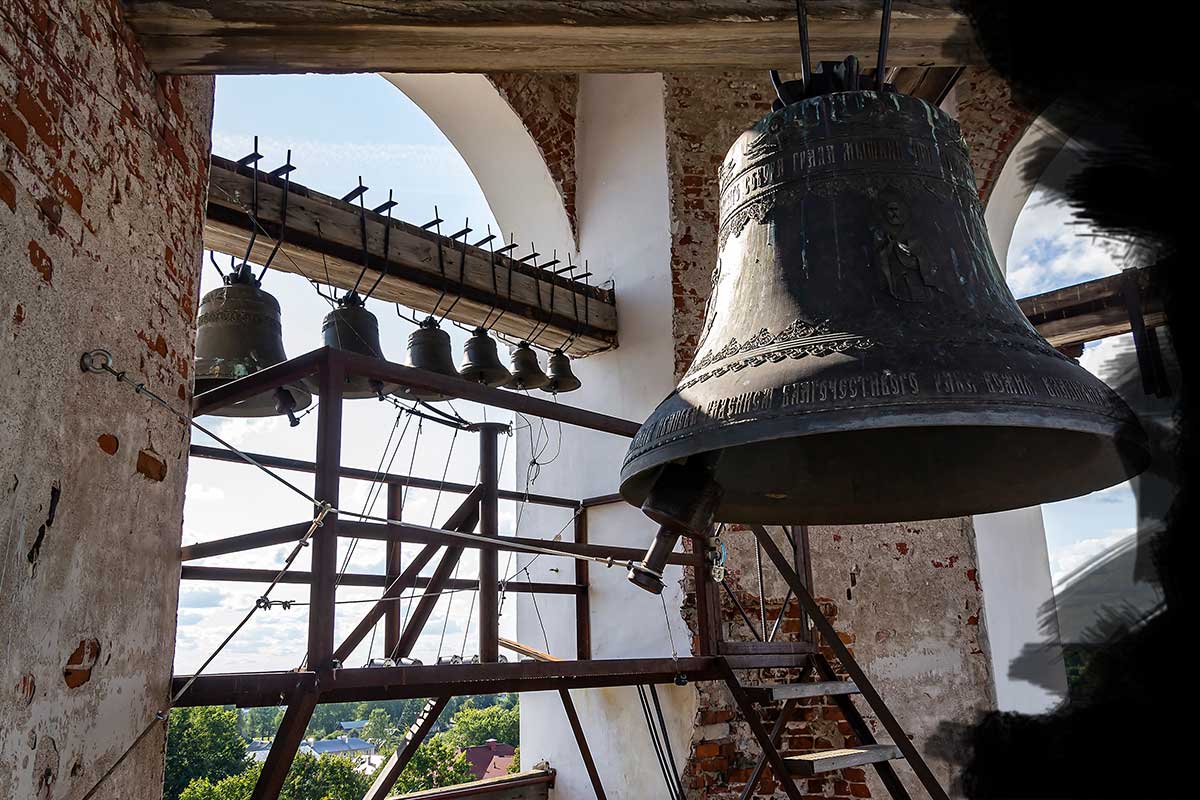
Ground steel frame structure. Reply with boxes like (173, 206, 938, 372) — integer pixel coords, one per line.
(180, 345, 946, 800)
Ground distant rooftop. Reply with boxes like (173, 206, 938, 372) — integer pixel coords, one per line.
(338, 719, 368, 731)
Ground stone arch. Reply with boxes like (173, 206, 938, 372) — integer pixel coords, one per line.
(380, 73, 577, 255)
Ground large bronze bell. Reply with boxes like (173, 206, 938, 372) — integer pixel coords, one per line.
(193, 273, 313, 419)
(621, 91, 1149, 525)
(316, 293, 391, 399)
(405, 317, 459, 401)
(504, 341, 549, 391)
(542, 349, 581, 394)
(459, 328, 512, 387)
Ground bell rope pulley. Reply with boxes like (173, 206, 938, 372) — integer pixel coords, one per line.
(621, 0, 1149, 591)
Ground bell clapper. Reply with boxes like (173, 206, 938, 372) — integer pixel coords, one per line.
(273, 388, 301, 428)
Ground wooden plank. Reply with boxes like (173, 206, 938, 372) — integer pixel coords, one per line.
(785, 744, 903, 776)
(500, 637, 562, 663)
(124, 2, 981, 74)
(720, 664, 804, 800)
(205, 156, 615, 356)
(387, 768, 555, 800)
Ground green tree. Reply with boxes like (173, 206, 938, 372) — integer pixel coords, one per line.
(362, 708, 392, 743)
(165, 707, 248, 800)
(441, 702, 520, 749)
(179, 752, 370, 800)
(507, 747, 521, 774)
(391, 734, 473, 795)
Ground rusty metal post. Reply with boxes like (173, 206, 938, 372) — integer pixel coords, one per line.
(311, 352, 344, 667)
(477, 422, 506, 663)
(575, 508, 591, 660)
(384, 483, 404, 657)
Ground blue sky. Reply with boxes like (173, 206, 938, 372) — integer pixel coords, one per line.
(176, 74, 1139, 674)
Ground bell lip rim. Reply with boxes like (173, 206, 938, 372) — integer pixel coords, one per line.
(191, 379, 314, 418)
(619, 404, 1151, 514)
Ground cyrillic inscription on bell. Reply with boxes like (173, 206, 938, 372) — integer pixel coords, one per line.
(621, 91, 1149, 525)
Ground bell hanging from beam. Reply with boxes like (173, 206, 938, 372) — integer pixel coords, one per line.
(459, 327, 512, 388)
(404, 316, 459, 401)
(316, 292, 391, 400)
(193, 267, 312, 421)
(542, 348, 581, 394)
(620, 88, 1149, 526)
(504, 341, 549, 391)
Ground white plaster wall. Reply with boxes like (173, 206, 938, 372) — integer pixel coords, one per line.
(382, 73, 575, 251)
(969, 114, 1074, 712)
(972, 509, 1067, 712)
(513, 74, 696, 800)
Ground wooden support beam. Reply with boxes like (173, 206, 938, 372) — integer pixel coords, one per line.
(364, 696, 451, 800)
(385, 485, 405, 657)
(1018, 264, 1165, 349)
(179, 565, 578, 595)
(173, 656, 738, 708)
(123, 2, 981, 75)
(189, 444, 581, 509)
(337, 518, 698, 567)
(250, 681, 319, 800)
(558, 689, 608, 800)
(331, 488, 483, 666)
(574, 511, 591, 661)
(205, 156, 616, 356)
(500, 637, 562, 663)
(394, 545, 467, 660)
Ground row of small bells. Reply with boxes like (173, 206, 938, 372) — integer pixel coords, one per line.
(192, 267, 580, 419)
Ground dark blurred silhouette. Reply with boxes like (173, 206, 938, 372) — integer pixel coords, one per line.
(929, 4, 1193, 798)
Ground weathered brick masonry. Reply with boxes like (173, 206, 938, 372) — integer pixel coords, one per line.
(489, 73, 580, 242)
(662, 71, 1001, 799)
(1, 1, 212, 797)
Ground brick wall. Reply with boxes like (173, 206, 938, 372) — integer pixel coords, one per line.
(0, 2, 212, 797)
(488, 73, 579, 242)
(952, 67, 1036, 204)
(662, 72, 998, 799)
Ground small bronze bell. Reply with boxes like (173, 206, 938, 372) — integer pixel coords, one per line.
(316, 293, 391, 400)
(405, 317, 459, 401)
(542, 349, 581, 394)
(193, 271, 312, 419)
(459, 328, 512, 387)
(503, 342, 549, 391)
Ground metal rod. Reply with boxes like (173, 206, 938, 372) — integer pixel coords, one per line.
(876, 0, 893, 92)
(720, 580, 764, 641)
(796, 0, 811, 87)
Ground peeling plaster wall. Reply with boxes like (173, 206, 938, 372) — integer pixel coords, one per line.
(0, 2, 213, 798)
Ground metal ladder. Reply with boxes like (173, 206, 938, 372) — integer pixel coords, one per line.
(363, 695, 450, 800)
(718, 526, 951, 800)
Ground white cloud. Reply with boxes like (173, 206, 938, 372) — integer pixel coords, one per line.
(1050, 527, 1135, 587)
(179, 586, 227, 609)
(1005, 190, 1123, 297)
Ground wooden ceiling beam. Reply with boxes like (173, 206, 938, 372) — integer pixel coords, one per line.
(1018, 265, 1165, 350)
(205, 156, 617, 356)
(123, 1, 981, 74)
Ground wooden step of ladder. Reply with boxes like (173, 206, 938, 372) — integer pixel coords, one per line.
(744, 680, 859, 701)
(720, 525, 952, 800)
(785, 744, 904, 776)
